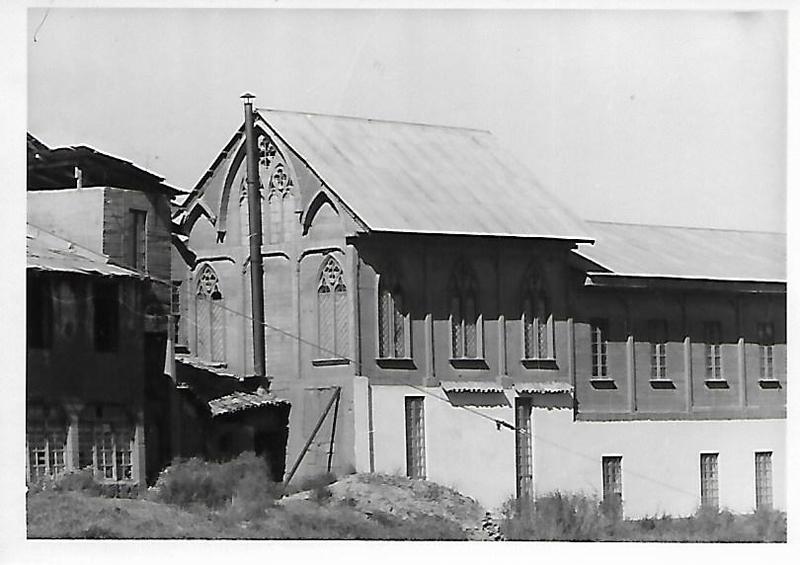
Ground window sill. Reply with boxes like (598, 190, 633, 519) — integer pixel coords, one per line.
(758, 379, 782, 389)
(312, 358, 351, 367)
(704, 379, 730, 389)
(649, 379, 676, 390)
(521, 358, 558, 370)
(376, 357, 416, 370)
(449, 358, 489, 370)
(590, 378, 617, 390)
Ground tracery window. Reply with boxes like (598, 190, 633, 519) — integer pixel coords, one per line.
(378, 274, 410, 359)
(521, 265, 554, 360)
(449, 260, 481, 359)
(317, 256, 349, 359)
(195, 265, 225, 363)
(259, 136, 296, 244)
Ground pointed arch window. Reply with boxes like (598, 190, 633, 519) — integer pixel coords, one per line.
(522, 265, 555, 360)
(378, 274, 411, 359)
(262, 140, 296, 245)
(317, 256, 349, 359)
(449, 261, 482, 359)
(195, 265, 225, 363)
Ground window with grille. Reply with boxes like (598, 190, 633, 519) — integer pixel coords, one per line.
(591, 319, 609, 377)
(522, 267, 553, 360)
(449, 261, 481, 359)
(757, 323, 774, 381)
(649, 319, 668, 379)
(27, 275, 53, 349)
(700, 453, 719, 509)
(128, 209, 147, 271)
(755, 451, 773, 511)
(171, 280, 183, 345)
(405, 397, 426, 480)
(26, 411, 67, 482)
(317, 256, 349, 359)
(602, 456, 623, 510)
(195, 265, 225, 363)
(94, 280, 119, 352)
(92, 423, 134, 482)
(515, 398, 533, 503)
(704, 322, 722, 380)
(378, 278, 409, 358)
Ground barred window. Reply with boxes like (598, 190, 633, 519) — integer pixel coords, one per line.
(704, 322, 722, 380)
(515, 398, 533, 503)
(602, 456, 623, 510)
(757, 323, 774, 381)
(405, 397, 426, 480)
(26, 409, 67, 482)
(649, 319, 668, 379)
(195, 265, 225, 363)
(755, 452, 773, 511)
(378, 277, 409, 358)
(449, 261, 481, 359)
(317, 256, 349, 358)
(79, 409, 134, 482)
(700, 453, 719, 509)
(591, 319, 609, 377)
(522, 267, 553, 360)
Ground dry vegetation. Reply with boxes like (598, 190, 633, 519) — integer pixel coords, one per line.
(26, 453, 786, 542)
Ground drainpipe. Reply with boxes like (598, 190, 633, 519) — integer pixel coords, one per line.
(242, 92, 266, 378)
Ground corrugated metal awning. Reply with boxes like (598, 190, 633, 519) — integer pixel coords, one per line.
(514, 381, 574, 394)
(27, 224, 140, 278)
(440, 381, 506, 394)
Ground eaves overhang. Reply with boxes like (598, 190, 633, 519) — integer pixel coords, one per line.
(584, 272, 786, 294)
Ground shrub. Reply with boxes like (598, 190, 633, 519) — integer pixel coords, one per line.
(151, 452, 281, 512)
(501, 492, 620, 541)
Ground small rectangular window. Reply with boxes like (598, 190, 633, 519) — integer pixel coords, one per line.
(649, 319, 668, 379)
(405, 397, 426, 480)
(94, 281, 119, 352)
(755, 451, 773, 511)
(128, 209, 147, 271)
(591, 319, 608, 377)
(700, 453, 719, 509)
(704, 322, 722, 380)
(515, 398, 533, 503)
(171, 280, 183, 344)
(757, 323, 774, 381)
(27, 276, 53, 349)
(602, 456, 623, 510)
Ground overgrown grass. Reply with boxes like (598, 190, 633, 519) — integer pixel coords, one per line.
(28, 454, 467, 539)
(500, 492, 787, 542)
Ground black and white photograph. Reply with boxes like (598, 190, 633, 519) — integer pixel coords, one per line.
(3, 0, 794, 554)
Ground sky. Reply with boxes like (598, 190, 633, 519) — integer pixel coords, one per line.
(26, 8, 787, 232)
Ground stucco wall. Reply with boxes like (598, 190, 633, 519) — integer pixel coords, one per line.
(28, 188, 105, 253)
(533, 409, 786, 518)
(370, 384, 517, 510)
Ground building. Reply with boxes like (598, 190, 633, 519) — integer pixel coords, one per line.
(174, 109, 785, 517)
(26, 224, 148, 492)
(27, 133, 180, 485)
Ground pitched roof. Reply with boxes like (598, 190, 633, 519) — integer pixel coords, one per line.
(27, 224, 140, 278)
(577, 221, 786, 283)
(257, 109, 592, 241)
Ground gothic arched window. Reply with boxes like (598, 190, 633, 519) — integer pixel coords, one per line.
(261, 137, 296, 245)
(378, 274, 410, 359)
(449, 261, 482, 359)
(317, 256, 349, 358)
(195, 265, 225, 363)
(522, 264, 554, 360)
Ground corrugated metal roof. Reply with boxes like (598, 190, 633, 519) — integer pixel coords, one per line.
(208, 388, 289, 418)
(440, 381, 506, 393)
(27, 224, 139, 278)
(257, 109, 592, 241)
(514, 381, 574, 394)
(577, 221, 785, 282)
